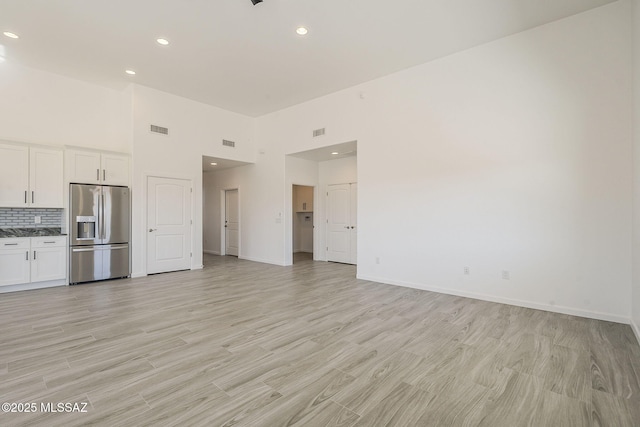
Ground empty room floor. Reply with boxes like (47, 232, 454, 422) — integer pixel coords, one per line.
(1, 254, 639, 426)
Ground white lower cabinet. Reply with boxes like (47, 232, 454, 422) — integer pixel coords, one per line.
(31, 237, 67, 282)
(0, 236, 67, 289)
(0, 239, 30, 286)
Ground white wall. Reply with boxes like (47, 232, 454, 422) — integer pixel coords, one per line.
(203, 171, 220, 255)
(0, 62, 131, 151)
(130, 85, 254, 276)
(0, 2, 635, 324)
(632, 0, 640, 338)
(202, 159, 287, 265)
(255, 2, 633, 322)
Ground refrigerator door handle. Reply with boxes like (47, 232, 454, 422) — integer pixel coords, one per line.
(72, 247, 99, 253)
(109, 244, 129, 250)
(101, 193, 105, 241)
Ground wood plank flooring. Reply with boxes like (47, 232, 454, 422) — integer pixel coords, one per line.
(1, 254, 639, 426)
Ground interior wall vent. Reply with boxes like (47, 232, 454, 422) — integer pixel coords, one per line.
(222, 139, 236, 148)
(313, 128, 326, 138)
(150, 124, 169, 135)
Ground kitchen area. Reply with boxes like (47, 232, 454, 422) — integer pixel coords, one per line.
(0, 141, 130, 293)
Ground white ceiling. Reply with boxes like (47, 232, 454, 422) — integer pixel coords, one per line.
(0, 0, 616, 117)
(202, 155, 252, 173)
(288, 141, 357, 163)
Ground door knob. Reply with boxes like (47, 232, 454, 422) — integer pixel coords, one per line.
(149, 228, 157, 232)
(344, 226, 350, 229)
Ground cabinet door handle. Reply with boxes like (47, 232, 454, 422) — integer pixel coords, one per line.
(103, 169, 106, 181)
(4, 243, 18, 246)
(32, 191, 34, 204)
(24, 190, 27, 204)
(25, 251, 28, 260)
(43, 241, 56, 244)
(33, 250, 36, 260)
(97, 169, 100, 181)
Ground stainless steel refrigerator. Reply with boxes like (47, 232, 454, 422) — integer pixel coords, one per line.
(69, 184, 130, 284)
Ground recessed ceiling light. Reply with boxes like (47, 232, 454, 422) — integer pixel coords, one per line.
(125, 70, 136, 75)
(156, 38, 169, 46)
(331, 152, 339, 155)
(210, 162, 218, 166)
(296, 27, 308, 36)
(3, 32, 19, 39)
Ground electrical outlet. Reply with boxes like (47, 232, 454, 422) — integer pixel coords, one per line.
(502, 270, 510, 280)
(34, 216, 41, 224)
(464, 266, 470, 275)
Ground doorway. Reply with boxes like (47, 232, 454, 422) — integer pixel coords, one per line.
(147, 176, 192, 274)
(224, 189, 239, 257)
(292, 185, 314, 263)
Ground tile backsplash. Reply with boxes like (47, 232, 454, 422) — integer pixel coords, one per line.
(0, 208, 63, 228)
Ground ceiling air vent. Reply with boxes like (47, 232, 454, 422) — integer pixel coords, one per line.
(313, 128, 325, 138)
(222, 139, 236, 148)
(150, 124, 169, 135)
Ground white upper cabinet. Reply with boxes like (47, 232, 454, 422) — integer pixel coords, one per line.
(30, 148, 64, 208)
(101, 153, 129, 186)
(66, 149, 129, 186)
(66, 150, 101, 184)
(294, 185, 314, 212)
(0, 143, 63, 208)
(0, 144, 30, 207)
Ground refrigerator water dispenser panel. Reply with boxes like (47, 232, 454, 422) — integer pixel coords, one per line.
(76, 216, 97, 239)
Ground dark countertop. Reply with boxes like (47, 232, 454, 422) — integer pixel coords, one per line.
(0, 228, 66, 238)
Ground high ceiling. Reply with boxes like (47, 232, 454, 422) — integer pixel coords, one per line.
(0, 0, 617, 117)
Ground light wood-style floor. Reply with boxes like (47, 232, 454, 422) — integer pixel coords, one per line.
(1, 254, 639, 426)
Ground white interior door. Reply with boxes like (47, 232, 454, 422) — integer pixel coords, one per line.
(147, 176, 192, 274)
(350, 183, 357, 264)
(225, 189, 239, 256)
(327, 183, 357, 264)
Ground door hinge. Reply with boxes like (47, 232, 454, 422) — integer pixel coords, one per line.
(190, 188, 193, 193)
(190, 252, 192, 257)
(190, 220, 192, 225)
(326, 247, 329, 251)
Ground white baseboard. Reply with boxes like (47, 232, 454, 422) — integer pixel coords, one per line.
(203, 250, 221, 255)
(131, 272, 146, 278)
(0, 279, 66, 294)
(239, 255, 287, 266)
(356, 274, 629, 324)
(192, 265, 203, 270)
(632, 318, 640, 346)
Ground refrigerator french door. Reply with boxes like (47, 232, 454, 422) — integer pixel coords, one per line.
(69, 184, 130, 284)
